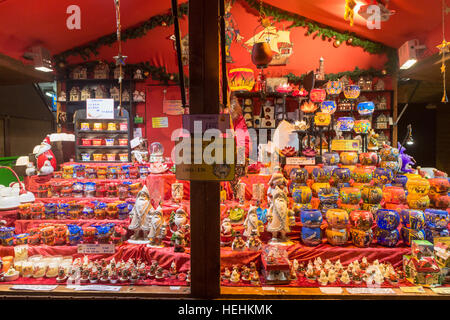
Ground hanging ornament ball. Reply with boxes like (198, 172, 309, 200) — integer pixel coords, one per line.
(169, 74, 174, 80)
(144, 71, 150, 77)
(161, 21, 167, 27)
(58, 62, 65, 68)
(347, 38, 353, 45)
(333, 40, 342, 48)
(381, 69, 387, 75)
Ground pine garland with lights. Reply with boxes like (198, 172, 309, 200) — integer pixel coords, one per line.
(285, 67, 385, 85)
(53, 3, 188, 65)
(56, 61, 181, 85)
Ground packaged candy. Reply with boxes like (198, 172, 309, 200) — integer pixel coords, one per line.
(84, 182, 96, 197)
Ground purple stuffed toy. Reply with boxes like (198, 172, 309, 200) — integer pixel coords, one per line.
(398, 142, 415, 173)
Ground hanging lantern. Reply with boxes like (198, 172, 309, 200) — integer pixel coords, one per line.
(310, 88, 326, 103)
(228, 68, 255, 91)
(301, 101, 318, 113)
(357, 101, 375, 115)
(251, 42, 274, 68)
(336, 117, 355, 132)
(343, 85, 361, 99)
(320, 100, 337, 114)
(326, 80, 343, 95)
(354, 119, 372, 134)
(314, 112, 331, 126)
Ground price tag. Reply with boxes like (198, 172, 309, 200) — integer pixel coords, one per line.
(261, 287, 276, 291)
(10, 285, 57, 291)
(399, 286, 425, 293)
(346, 288, 395, 295)
(285, 157, 315, 165)
(431, 287, 450, 295)
(73, 285, 121, 292)
(320, 287, 343, 294)
(77, 244, 115, 254)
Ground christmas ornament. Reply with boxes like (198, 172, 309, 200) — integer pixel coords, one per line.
(344, 0, 357, 26)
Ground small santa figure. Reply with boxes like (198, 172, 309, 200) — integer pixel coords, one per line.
(35, 135, 57, 174)
(220, 218, 233, 246)
(147, 205, 167, 246)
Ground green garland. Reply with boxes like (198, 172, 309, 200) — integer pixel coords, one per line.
(53, 3, 188, 65)
(285, 67, 385, 85)
(57, 61, 181, 85)
(241, 0, 398, 74)
(241, 0, 386, 54)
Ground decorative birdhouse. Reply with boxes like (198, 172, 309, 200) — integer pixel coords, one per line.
(375, 114, 389, 129)
(339, 75, 350, 87)
(113, 66, 124, 80)
(110, 86, 120, 100)
(357, 76, 365, 89)
(69, 86, 81, 101)
(71, 66, 87, 80)
(94, 85, 108, 99)
(133, 69, 144, 80)
(363, 77, 373, 91)
(80, 86, 91, 100)
(375, 79, 385, 91)
(57, 91, 66, 102)
(94, 62, 110, 79)
(376, 96, 387, 110)
(122, 89, 130, 102)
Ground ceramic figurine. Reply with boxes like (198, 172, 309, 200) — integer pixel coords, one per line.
(57, 91, 66, 102)
(367, 130, 380, 151)
(328, 268, 337, 283)
(398, 143, 415, 173)
(69, 86, 81, 101)
(243, 206, 263, 237)
(134, 69, 144, 80)
(128, 186, 153, 241)
(266, 187, 295, 242)
(169, 261, 177, 277)
(94, 62, 110, 79)
(169, 207, 189, 234)
(231, 232, 246, 251)
(267, 168, 288, 203)
(306, 264, 316, 282)
(340, 270, 351, 284)
(147, 205, 167, 246)
(335, 260, 343, 273)
(222, 268, 231, 281)
(246, 230, 262, 251)
(250, 271, 260, 285)
(318, 270, 328, 286)
(56, 267, 67, 283)
(230, 268, 240, 283)
(154, 267, 164, 281)
(220, 218, 233, 246)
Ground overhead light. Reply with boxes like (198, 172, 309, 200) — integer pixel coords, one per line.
(398, 39, 426, 70)
(45, 91, 54, 97)
(23, 46, 54, 72)
(400, 59, 417, 70)
(406, 137, 414, 145)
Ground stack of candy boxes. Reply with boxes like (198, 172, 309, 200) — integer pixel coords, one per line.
(0, 223, 128, 247)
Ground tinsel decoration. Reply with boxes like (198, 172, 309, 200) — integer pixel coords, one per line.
(436, 0, 450, 103)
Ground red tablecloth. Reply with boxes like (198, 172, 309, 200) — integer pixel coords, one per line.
(0, 243, 190, 272)
(220, 243, 411, 270)
(0, 209, 18, 227)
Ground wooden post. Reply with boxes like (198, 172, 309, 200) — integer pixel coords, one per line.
(189, 0, 221, 298)
(392, 72, 399, 146)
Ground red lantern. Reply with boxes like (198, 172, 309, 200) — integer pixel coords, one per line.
(310, 88, 326, 103)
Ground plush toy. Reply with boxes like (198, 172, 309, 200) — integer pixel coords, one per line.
(35, 135, 57, 174)
(398, 142, 416, 173)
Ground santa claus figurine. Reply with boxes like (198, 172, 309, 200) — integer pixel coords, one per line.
(266, 167, 288, 203)
(220, 218, 233, 246)
(35, 135, 57, 175)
